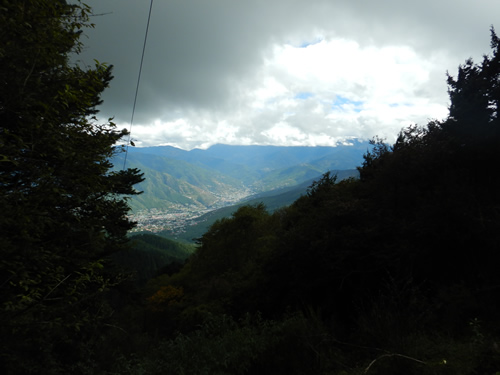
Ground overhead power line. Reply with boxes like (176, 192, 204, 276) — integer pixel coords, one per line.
(123, 0, 154, 169)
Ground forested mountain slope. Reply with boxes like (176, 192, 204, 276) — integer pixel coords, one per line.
(119, 142, 369, 212)
(119, 29, 500, 375)
(129, 141, 367, 177)
(114, 153, 247, 212)
(0, 3, 145, 373)
(5, 1, 500, 373)
(156, 168, 359, 242)
(112, 234, 194, 284)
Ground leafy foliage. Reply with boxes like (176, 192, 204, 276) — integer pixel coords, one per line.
(4, 5, 499, 372)
(0, 1, 143, 373)
(111, 234, 193, 284)
(113, 312, 343, 375)
(137, 27, 500, 374)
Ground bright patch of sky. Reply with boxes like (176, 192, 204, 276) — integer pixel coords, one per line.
(81, 0, 497, 149)
(297, 37, 324, 48)
(295, 92, 314, 100)
(332, 96, 364, 113)
(130, 38, 448, 148)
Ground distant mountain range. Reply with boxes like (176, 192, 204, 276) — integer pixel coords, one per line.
(113, 141, 371, 213)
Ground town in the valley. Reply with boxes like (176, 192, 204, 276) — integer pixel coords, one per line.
(128, 205, 213, 235)
(128, 186, 255, 236)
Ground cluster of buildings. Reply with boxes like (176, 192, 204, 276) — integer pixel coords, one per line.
(128, 205, 212, 234)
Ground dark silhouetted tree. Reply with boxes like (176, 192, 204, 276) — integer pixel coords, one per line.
(0, 1, 144, 373)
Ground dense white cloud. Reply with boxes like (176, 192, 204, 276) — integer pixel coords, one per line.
(80, 0, 499, 149)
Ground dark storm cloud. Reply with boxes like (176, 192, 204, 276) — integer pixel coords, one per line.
(82, 0, 324, 122)
(79, 0, 500, 148)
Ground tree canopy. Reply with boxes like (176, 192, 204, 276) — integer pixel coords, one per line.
(0, 1, 143, 373)
(3, 3, 500, 372)
(137, 28, 500, 375)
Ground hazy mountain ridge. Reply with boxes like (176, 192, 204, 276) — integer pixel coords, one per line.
(131, 141, 369, 172)
(119, 141, 370, 212)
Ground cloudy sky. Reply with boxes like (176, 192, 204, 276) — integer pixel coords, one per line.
(79, 0, 499, 150)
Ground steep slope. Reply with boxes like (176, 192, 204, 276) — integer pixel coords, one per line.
(159, 169, 360, 243)
(128, 145, 261, 183)
(114, 152, 251, 212)
(111, 234, 195, 284)
(128, 141, 369, 179)
(252, 164, 324, 191)
(189, 143, 367, 171)
(116, 142, 370, 213)
(127, 166, 219, 212)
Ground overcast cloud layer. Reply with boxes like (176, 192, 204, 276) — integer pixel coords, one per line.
(79, 0, 500, 149)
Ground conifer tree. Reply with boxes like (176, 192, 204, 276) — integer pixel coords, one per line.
(0, 1, 144, 372)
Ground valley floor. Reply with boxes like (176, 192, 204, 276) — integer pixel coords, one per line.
(128, 207, 214, 234)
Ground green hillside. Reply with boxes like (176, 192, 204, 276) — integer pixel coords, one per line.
(103, 32, 500, 374)
(158, 169, 359, 242)
(126, 165, 220, 212)
(250, 164, 324, 191)
(9, 1, 500, 373)
(126, 152, 243, 188)
(114, 153, 249, 212)
(129, 146, 263, 184)
(112, 234, 195, 284)
(115, 142, 370, 213)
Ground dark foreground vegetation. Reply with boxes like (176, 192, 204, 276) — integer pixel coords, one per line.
(2, 1, 500, 374)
